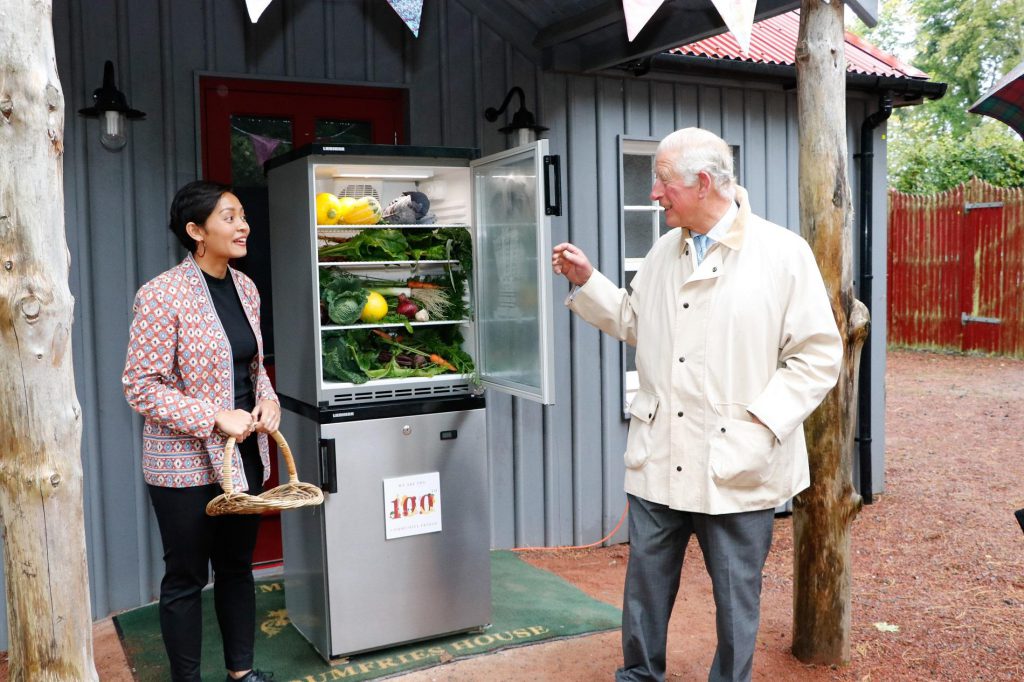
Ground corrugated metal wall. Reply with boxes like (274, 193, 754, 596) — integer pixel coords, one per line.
(0, 0, 889, 646)
(888, 179, 1024, 355)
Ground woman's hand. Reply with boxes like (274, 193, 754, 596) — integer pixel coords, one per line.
(251, 400, 281, 434)
(215, 409, 256, 441)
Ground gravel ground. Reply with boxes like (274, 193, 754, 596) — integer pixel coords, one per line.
(8, 349, 1022, 680)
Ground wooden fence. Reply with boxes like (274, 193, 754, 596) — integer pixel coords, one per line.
(888, 178, 1024, 356)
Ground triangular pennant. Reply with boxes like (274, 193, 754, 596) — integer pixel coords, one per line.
(386, 0, 424, 37)
(244, 0, 275, 23)
(709, 0, 758, 54)
(621, 0, 666, 42)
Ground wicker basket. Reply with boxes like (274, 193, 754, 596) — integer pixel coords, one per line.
(206, 430, 325, 516)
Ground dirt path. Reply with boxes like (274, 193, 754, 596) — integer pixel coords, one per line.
(16, 349, 1024, 680)
(400, 350, 1024, 681)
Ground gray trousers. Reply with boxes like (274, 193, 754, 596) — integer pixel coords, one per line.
(616, 494, 775, 682)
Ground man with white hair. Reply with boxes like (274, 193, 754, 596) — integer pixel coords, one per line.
(552, 127, 843, 681)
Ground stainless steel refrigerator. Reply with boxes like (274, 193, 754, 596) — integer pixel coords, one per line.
(266, 141, 559, 661)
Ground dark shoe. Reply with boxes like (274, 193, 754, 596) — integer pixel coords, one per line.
(227, 671, 274, 682)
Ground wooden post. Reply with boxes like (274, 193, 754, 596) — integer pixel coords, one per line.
(792, 0, 868, 665)
(0, 2, 98, 679)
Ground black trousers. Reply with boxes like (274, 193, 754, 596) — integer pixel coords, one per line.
(148, 439, 264, 681)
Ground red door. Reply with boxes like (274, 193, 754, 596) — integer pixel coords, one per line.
(960, 203, 1005, 353)
(199, 76, 405, 566)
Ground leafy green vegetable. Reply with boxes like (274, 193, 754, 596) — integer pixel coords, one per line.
(319, 268, 368, 324)
(321, 333, 370, 384)
(320, 327, 475, 383)
(318, 229, 410, 261)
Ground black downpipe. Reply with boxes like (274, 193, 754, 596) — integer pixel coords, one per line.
(856, 94, 893, 505)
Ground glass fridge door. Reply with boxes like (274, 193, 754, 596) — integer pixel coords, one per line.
(470, 140, 558, 405)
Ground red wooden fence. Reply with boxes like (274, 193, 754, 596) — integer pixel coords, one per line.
(888, 178, 1024, 356)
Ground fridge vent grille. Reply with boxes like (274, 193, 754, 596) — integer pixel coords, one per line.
(326, 382, 471, 406)
(337, 184, 381, 201)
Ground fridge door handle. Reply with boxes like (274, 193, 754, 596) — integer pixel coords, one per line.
(544, 154, 562, 216)
(318, 438, 338, 494)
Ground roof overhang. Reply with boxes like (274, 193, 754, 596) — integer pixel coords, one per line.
(460, 0, 831, 73)
(629, 53, 947, 106)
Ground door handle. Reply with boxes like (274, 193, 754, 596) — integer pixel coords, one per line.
(544, 155, 562, 216)
(318, 438, 338, 494)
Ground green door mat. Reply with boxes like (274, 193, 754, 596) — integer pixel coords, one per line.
(115, 550, 621, 681)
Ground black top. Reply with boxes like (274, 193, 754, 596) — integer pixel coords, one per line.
(203, 270, 258, 412)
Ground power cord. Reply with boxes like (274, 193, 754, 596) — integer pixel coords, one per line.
(511, 500, 630, 552)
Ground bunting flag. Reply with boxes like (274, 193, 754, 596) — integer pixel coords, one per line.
(622, 0, 666, 42)
(621, 0, 757, 53)
(386, 0, 424, 37)
(709, 0, 757, 54)
(244, 0, 423, 37)
(244, 0, 274, 23)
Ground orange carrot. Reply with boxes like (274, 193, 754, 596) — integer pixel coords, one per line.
(407, 280, 444, 289)
(372, 330, 458, 373)
(429, 354, 458, 372)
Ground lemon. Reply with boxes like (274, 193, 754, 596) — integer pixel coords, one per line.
(360, 291, 388, 323)
(316, 193, 343, 224)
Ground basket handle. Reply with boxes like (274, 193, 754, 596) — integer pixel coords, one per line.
(219, 430, 299, 493)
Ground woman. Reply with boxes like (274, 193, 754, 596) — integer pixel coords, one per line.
(122, 180, 279, 682)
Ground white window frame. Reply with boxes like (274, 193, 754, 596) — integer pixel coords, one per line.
(618, 137, 662, 418)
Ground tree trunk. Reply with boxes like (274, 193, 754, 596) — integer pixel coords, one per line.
(791, 0, 868, 665)
(0, 2, 97, 679)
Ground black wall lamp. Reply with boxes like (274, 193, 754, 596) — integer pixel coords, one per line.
(78, 61, 145, 151)
(484, 86, 547, 147)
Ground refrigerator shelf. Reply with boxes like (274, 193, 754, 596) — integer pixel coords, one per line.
(318, 260, 459, 269)
(316, 223, 470, 232)
(321, 320, 470, 331)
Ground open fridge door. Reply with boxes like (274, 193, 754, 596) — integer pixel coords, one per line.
(470, 140, 560, 405)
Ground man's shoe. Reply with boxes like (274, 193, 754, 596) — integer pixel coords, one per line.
(226, 670, 274, 682)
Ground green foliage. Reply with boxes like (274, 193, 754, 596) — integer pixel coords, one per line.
(890, 122, 1024, 193)
(911, 0, 1024, 136)
(849, 0, 1024, 192)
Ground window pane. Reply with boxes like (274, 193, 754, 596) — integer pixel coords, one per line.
(625, 344, 637, 372)
(625, 210, 656, 259)
(623, 154, 653, 205)
(230, 116, 292, 188)
(315, 119, 372, 145)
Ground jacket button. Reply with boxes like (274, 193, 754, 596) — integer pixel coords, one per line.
(721, 427, 726, 433)
(712, 266, 718, 272)
(683, 302, 689, 309)
(648, 413, 652, 419)
(685, 249, 689, 256)
(676, 466, 682, 472)
(677, 411, 683, 417)
(678, 357, 685, 363)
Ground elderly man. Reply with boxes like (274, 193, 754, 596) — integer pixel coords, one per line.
(552, 127, 843, 682)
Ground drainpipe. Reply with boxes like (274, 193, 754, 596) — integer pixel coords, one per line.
(856, 93, 893, 505)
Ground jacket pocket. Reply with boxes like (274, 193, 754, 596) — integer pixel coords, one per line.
(709, 417, 777, 488)
(624, 389, 659, 469)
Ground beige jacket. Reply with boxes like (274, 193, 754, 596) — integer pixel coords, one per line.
(569, 188, 842, 514)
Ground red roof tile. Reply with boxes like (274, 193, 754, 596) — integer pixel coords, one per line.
(668, 10, 929, 80)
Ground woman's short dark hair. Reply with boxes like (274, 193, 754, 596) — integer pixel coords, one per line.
(169, 180, 233, 252)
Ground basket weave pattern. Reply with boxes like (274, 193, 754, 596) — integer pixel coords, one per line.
(205, 430, 325, 516)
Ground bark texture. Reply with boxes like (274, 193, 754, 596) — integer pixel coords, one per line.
(791, 0, 868, 665)
(0, 1, 97, 679)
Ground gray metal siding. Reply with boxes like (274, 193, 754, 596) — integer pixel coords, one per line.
(0, 0, 889, 648)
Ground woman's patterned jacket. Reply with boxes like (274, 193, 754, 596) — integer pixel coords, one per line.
(122, 254, 278, 490)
